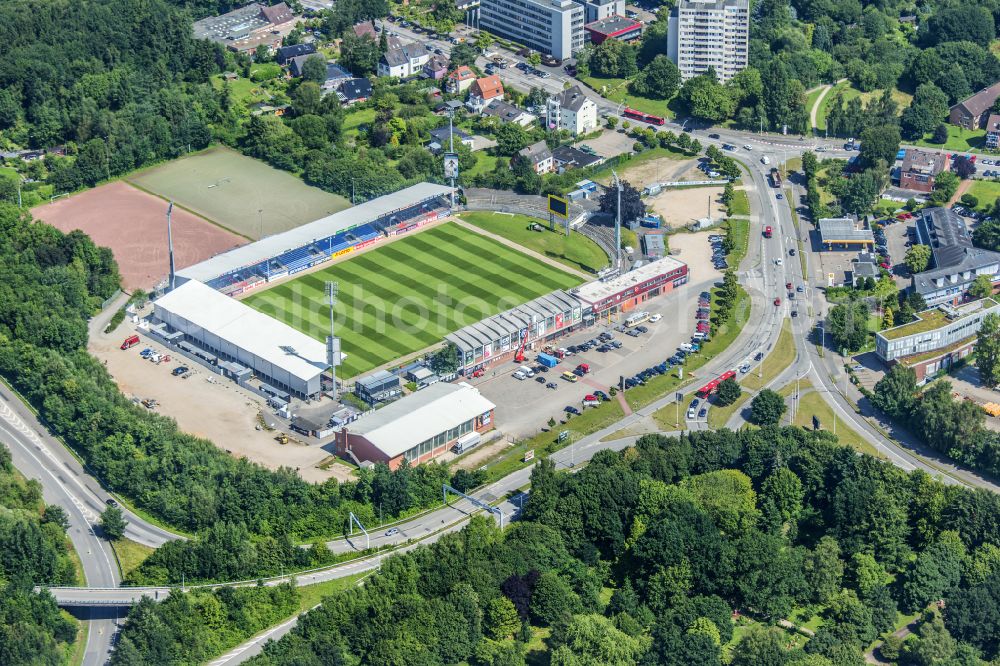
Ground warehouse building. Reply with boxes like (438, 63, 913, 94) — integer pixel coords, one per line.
(153, 280, 329, 398)
(573, 255, 688, 317)
(335, 382, 495, 469)
(446, 290, 583, 373)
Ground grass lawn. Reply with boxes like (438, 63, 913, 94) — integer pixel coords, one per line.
(874, 198, 904, 217)
(816, 82, 911, 131)
(245, 223, 582, 378)
(112, 538, 155, 579)
(465, 151, 499, 179)
(779, 380, 880, 457)
(628, 285, 750, 410)
(458, 212, 608, 273)
(966, 179, 1000, 211)
(705, 389, 751, 429)
(295, 572, 369, 613)
(580, 75, 676, 120)
(912, 125, 988, 152)
(805, 86, 826, 124)
(726, 217, 750, 267)
(210, 72, 276, 108)
(729, 189, 751, 216)
(343, 107, 377, 137)
(742, 319, 795, 391)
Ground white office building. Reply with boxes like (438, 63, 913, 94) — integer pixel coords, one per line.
(479, 0, 585, 60)
(667, 0, 749, 82)
(577, 0, 624, 23)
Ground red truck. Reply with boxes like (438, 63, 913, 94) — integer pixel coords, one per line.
(764, 226, 773, 238)
(120, 335, 140, 350)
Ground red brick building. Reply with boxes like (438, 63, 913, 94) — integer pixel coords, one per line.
(898, 149, 949, 194)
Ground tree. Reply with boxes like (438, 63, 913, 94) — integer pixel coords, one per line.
(301, 55, 327, 83)
(599, 180, 644, 223)
(528, 52, 542, 67)
(905, 244, 932, 273)
(841, 169, 883, 216)
(100, 506, 127, 541)
(806, 537, 844, 604)
(450, 43, 478, 68)
(954, 155, 977, 179)
(530, 571, 578, 626)
(969, 274, 994, 300)
(859, 125, 901, 170)
(901, 534, 966, 612)
(749, 389, 786, 426)
(680, 74, 735, 122)
(871, 365, 918, 418)
(961, 193, 980, 209)
(493, 123, 529, 155)
(42, 505, 70, 531)
(590, 38, 637, 78)
(485, 596, 521, 640)
(932, 171, 959, 203)
(476, 31, 495, 52)
(550, 614, 646, 666)
(932, 124, 949, 144)
(631, 55, 680, 100)
(430, 342, 460, 374)
(826, 299, 871, 351)
(760, 468, 803, 524)
(715, 377, 741, 407)
(976, 313, 1000, 387)
(340, 32, 381, 76)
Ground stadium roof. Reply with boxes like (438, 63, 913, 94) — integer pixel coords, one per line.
(446, 290, 580, 354)
(176, 182, 455, 282)
(154, 280, 329, 383)
(345, 382, 495, 458)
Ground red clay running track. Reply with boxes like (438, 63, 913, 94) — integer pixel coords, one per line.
(31, 181, 246, 291)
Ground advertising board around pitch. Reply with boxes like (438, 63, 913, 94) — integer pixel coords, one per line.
(548, 194, 569, 219)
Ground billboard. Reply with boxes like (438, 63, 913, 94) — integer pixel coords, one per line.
(443, 152, 459, 180)
(548, 194, 569, 219)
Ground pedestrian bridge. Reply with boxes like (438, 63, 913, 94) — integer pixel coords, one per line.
(36, 586, 172, 607)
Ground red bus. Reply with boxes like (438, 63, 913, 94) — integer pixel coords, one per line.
(623, 107, 665, 126)
(695, 370, 737, 398)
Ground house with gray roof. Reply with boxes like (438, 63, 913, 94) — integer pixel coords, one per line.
(911, 206, 1000, 305)
(377, 42, 430, 78)
(950, 82, 1000, 129)
(545, 85, 598, 135)
(481, 100, 537, 127)
(518, 141, 554, 174)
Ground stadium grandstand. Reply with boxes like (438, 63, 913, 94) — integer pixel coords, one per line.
(176, 183, 455, 296)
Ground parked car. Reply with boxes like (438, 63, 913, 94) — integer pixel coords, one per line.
(172, 366, 189, 376)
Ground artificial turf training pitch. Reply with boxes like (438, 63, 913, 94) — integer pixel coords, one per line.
(243, 223, 583, 378)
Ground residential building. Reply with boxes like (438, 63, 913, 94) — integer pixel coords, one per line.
(276, 42, 316, 65)
(192, 2, 296, 53)
(447, 65, 477, 93)
(667, 0, 750, 83)
(851, 251, 880, 287)
(467, 75, 505, 112)
(519, 141, 555, 174)
(898, 149, 949, 194)
(353, 20, 378, 40)
(378, 43, 430, 78)
(577, 0, 625, 23)
(335, 382, 495, 469)
(481, 100, 537, 126)
(479, 0, 585, 60)
(949, 82, 1000, 129)
(551, 145, 603, 171)
(546, 85, 598, 135)
(987, 114, 1000, 150)
(288, 53, 323, 78)
(424, 54, 449, 80)
(584, 15, 642, 44)
(428, 126, 475, 153)
(912, 207, 1000, 306)
(875, 298, 1000, 383)
(818, 217, 875, 251)
(321, 63, 352, 91)
(337, 78, 373, 104)
(355, 369, 402, 404)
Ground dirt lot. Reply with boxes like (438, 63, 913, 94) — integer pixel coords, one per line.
(32, 181, 245, 291)
(648, 186, 727, 229)
(91, 318, 349, 483)
(596, 155, 697, 189)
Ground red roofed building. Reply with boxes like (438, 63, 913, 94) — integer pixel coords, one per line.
(447, 66, 476, 93)
(584, 15, 643, 44)
(467, 75, 505, 112)
(261, 2, 293, 25)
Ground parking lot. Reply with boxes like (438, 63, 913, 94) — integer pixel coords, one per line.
(474, 270, 717, 437)
(882, 216, 912, 288)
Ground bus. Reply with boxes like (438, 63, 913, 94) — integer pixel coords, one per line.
(695, 370, 737, 399)
(623, 107, 666, 126)
(625, 311, 650, 327)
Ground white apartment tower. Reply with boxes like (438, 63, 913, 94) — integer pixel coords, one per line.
(667, 0, 749, 83)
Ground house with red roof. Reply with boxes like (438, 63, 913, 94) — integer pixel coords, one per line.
(467, 75, 505, 113)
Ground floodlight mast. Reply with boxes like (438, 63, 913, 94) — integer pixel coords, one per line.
(166, 201, 176, 292)
(611, 169, 622, 271)
(326, 282, 340, 400)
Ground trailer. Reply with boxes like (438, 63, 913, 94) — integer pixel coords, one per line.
(769, 168, 782, 188)
(452, 431, 482, 454)
(537, 352, 560, 368)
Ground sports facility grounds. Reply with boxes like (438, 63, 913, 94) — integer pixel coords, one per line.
(31, 181, 245, 291)
(244, 223, 582, 378)
(128, 146, 350, 239)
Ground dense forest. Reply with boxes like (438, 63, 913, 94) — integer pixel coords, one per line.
(185, 427, 1000, 666)
(0, 444, 80, 664)
(0, 203, 485, 583)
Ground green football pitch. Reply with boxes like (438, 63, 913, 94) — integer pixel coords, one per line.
(243, 223, 583, 378)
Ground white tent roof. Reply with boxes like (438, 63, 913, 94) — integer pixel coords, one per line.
(346, 382, 494, 458)
(154, 280, 328, 383)
(176, 182, 455, 282)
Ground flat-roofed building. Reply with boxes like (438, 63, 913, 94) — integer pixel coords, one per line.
(355, 369, 401, 404)
(153, 280, 329, 398)
(818, 217, 875, 250)
(446, 290, 583, 373)
(667, 0, 749, 82)
(192, 2, 296, 53)
(876, 298, 1000, 382)
(584, 15, 643, 44)
(572, 255, 688, 316)
(335, 382, 495, 469)
(479, 0, 585, 60)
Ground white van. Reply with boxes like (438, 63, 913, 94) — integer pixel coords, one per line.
(519, 365, 535, 378)
(761, 155, 770, 165)
(513, 370, 526, 380)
